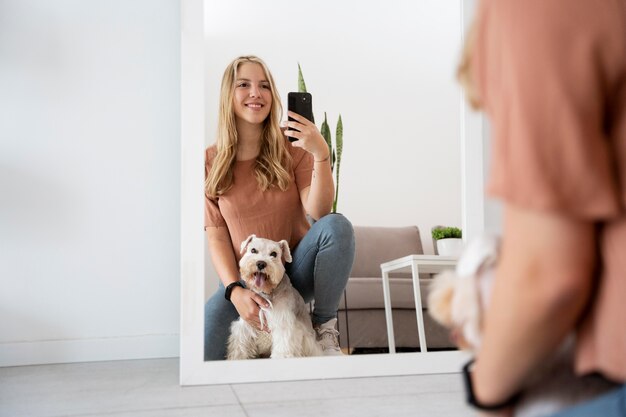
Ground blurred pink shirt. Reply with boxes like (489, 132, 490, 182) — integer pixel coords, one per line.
(473, 0, 626, 381)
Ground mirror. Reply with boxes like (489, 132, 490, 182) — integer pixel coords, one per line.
(180, 0, 483, 385)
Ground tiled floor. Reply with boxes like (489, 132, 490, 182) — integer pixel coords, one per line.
(0, 358, 470, 417)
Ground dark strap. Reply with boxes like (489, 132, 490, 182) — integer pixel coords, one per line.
(462, 359, 521, 411)
(224, 281, 245, 302)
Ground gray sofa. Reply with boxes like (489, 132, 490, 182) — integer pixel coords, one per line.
(337, 225, 455, 352)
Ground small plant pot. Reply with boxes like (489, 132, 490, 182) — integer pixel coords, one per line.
(436, 238, 464, 257)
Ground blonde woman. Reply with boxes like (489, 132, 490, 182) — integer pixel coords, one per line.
(204, 56, 355, 360)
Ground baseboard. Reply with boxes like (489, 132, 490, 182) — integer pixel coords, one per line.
(0, 334, 179, 367)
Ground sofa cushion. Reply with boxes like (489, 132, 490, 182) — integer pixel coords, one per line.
(351, 226, 423, 277)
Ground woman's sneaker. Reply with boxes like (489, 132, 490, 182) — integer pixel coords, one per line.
(315, 318, 343, 356)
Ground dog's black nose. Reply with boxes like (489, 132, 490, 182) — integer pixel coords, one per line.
(256, 261, 266, 270)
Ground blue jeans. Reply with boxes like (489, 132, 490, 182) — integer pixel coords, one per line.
(549, 384, 626, 417)
(204, 213, 355, 361)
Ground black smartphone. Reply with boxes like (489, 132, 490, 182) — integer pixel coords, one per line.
(287, 92, 314, 142)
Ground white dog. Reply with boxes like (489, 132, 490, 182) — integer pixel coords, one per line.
(226, 235, 323, 360)
(428, 235, 616, 417)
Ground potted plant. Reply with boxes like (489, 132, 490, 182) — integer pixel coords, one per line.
(432, 226, 463, 257)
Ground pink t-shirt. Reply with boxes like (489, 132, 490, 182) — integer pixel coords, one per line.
(204, 141, 314, 262)
(473, 0, 626, 381)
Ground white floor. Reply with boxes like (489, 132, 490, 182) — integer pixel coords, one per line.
(0, 358, 470, 417)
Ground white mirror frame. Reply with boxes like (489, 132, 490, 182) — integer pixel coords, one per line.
(180, 0, 482, 385)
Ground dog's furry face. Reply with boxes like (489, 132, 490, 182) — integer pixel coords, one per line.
(428, 235, 499, 351)
(239, 235, 292, 295)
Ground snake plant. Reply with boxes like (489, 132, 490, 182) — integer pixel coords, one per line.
(333, 115, 343, 213)
(297, 63, 307, 93)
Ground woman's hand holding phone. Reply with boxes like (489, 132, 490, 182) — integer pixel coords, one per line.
(287, 92, 314, 135)
(284, 92, 328, 161)
(283, 111, 329, 161)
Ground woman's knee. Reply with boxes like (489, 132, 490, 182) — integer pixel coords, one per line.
(316, 213, 355, 245)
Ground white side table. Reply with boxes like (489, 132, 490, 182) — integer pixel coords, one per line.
(380, 255, 457, 353)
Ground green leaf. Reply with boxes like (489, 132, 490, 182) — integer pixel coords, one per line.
(320, 112, 332, 170)
(333, 115, 343, 212)
(297, 63, 307, 93)
(431, 227, 462, 240)
(335, 114, 343, 168)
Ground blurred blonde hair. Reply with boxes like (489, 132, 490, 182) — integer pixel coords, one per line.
(457, 21, 482, 110)
(205, 56, 292, 198)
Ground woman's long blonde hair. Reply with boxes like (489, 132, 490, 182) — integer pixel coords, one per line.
(205, 56, 292, 198)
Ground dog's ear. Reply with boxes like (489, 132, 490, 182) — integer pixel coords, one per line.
(240, 234, 256, 254)
(427, 270, 457, 327)
(278, 240, 292, 263)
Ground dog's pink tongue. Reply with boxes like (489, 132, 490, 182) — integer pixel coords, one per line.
(254, 272, 266, 288)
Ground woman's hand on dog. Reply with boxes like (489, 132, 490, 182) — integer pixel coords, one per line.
(230, 287, 271, 331)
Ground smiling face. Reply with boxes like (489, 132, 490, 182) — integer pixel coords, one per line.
(239, 235, 292, 294)
(232, 62, 272, 127)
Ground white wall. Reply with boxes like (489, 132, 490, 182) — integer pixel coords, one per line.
(0, 0, 181, 366)
(204, 0, 463, 256)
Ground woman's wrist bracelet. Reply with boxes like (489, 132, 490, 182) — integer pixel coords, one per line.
(224, 281, 245, 302)
(314, 153, 330, 163)
(462, 359, 520, 411)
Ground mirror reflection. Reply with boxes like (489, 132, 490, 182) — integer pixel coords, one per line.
(202, 0, 463, 360)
